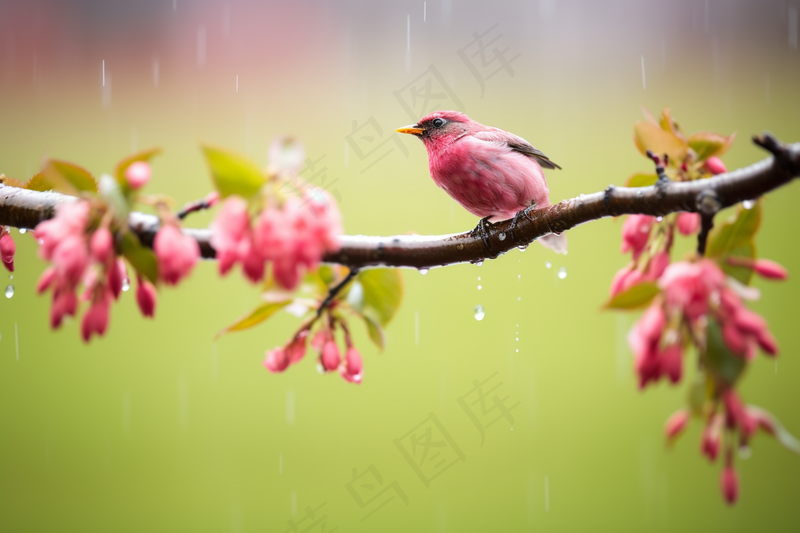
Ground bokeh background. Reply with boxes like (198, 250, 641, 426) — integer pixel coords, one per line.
(1, 0, 799, 531)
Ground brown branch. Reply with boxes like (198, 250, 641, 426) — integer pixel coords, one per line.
(1, 133, 798, 270)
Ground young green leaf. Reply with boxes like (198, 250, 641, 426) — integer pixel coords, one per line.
(625, 173, 658, 188)
(201, 145, 265, 199)
(44, 160, 98, 193)
(604, 281, 660, 310)
(360, 308, 386, 351)
(633, 122, 688, 162)
(706, 201, 762, 284)
(688, 131, 736, 162)
(120, 231, 159, 285)
(215, 300, 291, 339)
(98, 174, 130, 221)
(357, 269, 404, 326)
(704, 319, 747, 387)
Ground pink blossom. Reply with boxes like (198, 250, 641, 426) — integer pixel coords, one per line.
(321, 341, 341, 371)
(620, 214, 655, 259)
(154, 224, 200, 285)
(659, 260, 725, 321)
(664, 409, 689, 442)
(53, 235, 90, 287)
(90, 227, 114, 263)
(705, 156, 727, 175)
(285, 331, 308, 364)
(135, 275, 157, 318)
(701, 414, 723, 462)
(629, 304, 665, 388)
(648, 251, 670, 280)
(752, 259, 788, 280)
(660, 344, 683, 384)
(108, 259, 127, 300)
(125, 161, 151, 189)
(50, 289, 78, 329)
(37, 267, 57, 294)
(35, 201, 90, 260)
(210, 197, 254, 276)
(720, 463, 739, 505)
(676, 212, 700, 235)
(340, 346, 363, 384)
(81, 292, 111, 342)
(0, 231, 15, 272)
(263, 347, 290, 373)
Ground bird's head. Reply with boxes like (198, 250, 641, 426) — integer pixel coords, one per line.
(395, 111, 473, 149)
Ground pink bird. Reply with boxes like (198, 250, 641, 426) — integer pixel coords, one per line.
(396, 110, 566, 253)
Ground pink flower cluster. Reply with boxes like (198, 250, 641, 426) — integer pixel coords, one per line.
(154, 224, 200, 285)
(34, 201, 164, 341)
(263, 325, 363, 384)
(629, 259, 780, 389)
(0, 227, 15, 272)
(211, 190, 342, 290)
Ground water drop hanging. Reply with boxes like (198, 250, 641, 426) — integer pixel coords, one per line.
(743, 200, 754, 210)
(558, 267, 567, 280)
(474, 305, 485, 321)
(419, 268, 429, 275)
(498, 232, 507, 241)
(18, 228, 26, 234)
(4, 285, 14, 298)
(545, 262, 552, 269)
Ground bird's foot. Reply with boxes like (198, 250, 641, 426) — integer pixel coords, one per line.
(509, 203, 537, 243)
(471, 216, 494, 251)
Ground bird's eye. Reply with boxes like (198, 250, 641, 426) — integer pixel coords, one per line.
(432, 118, 445, 128)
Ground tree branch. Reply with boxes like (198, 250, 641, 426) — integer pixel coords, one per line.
(1, 133, 798, 271)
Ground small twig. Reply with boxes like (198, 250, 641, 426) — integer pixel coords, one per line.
(697, 213, 715, 256)
(316, 268, 360, 319)
(176, 192, 219, 220)
(695, 189, 722, 256)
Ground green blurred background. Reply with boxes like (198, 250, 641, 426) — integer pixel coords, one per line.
(1, 0, 799, 531)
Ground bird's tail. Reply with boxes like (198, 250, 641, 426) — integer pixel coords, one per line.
(538, 233, 568, 254)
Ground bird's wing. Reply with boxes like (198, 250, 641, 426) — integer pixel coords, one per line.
(474, 129, 562, 170)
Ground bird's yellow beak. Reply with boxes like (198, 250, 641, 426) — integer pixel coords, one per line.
(395, 124, 424, 135)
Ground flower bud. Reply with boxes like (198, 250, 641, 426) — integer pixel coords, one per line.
(286, 331, 308, 364)
(664, 409, 689, 444)
(135, 275, 157, 318)
(0, 232, 16, 272)
(90, 227, 113, 263)
(701, 414, 723, 462)
(340, 346, 363, 384)
(705, 156, 727, 175)
(752, 259, 788, 280)
(321, 341, 341, 371)
(263, 347, 289, 373)
(660, 344, 683, 384)
(720, 464, 739, 505)
(125, 161, 151, 189)
(81, 296, 110, 342)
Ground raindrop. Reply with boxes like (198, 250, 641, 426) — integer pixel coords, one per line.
(8, 275, 12, 280)
(515, 349, 519, 353)
(636, 191, 643, 197)
(122, 278, 130, 292)
(517, 274, 521, 280)
(545, 261, 552, 269)
(419, 268, 428, 275)
(4, 285, 13, 298)
(557, 267, 567, 280)
(477, 285, 482, 290)
(18, 228, 26, 234)
(742, 200, 754, 210)
(517, 296, 521, 301)
(474, 305, 485, 321)
(478, 276, 481, 281)
(656, 216, 663, 222)
(475, 260, 484, 267)
(457, 243, 465, 251)
(515, 337, 519, 341)
(498, 232, 507, 241)
(518, 245, 528, 252)
(739, 446, 752, 460)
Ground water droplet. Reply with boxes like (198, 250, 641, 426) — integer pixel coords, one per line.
(456, 243, 465, 251)
(419, 268, 428, 275)
(474, 305, 485, 321)
(477, 276, 481, 281)
(557, 267, 567, 280)
(516, 324, 519, 327)
(517, 274, 521, 279)
(515, 337, 519, 341)
(515, 348, 519, 353)
(477, 285, 482, 290)
(636, 190, 643, 197)
(475, 260, 483, 267)
(656, 216, 663, 222)
(122, 278, 130, 292)
(517, 296, 521, 301)
(8, 274, 12, 280)
(743, 200, 754, 210)
(4, 285, 14, 298)
(498, 232, 507, 241)
(545, 262, 551, 269)
(518, 245, 528, 252)
(739, 446, 752, 460)
(18, 228, 26, 234)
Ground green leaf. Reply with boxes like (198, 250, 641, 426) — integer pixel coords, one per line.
(748, 406, 800, 455)
(0, 175, 24, 188)
(356, 269, 404, 326)
(687, 371, 710, 417)
(706, 201, 762, 284)
(24, 172, 60, 192)
(604, 281, 660, 310)
(120, 231, 159, 285)
(361, 309, 386, 351)
(201, 145, 265, 199)
(688, 131, 736, 162)
(215, 300, 291, 339)
(625, 173, 658, 188)
(43, 160, 98, 193)
(633, 122, 688, 162)
(114, 148, 161, 190)
(704, 319, 746, 387)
